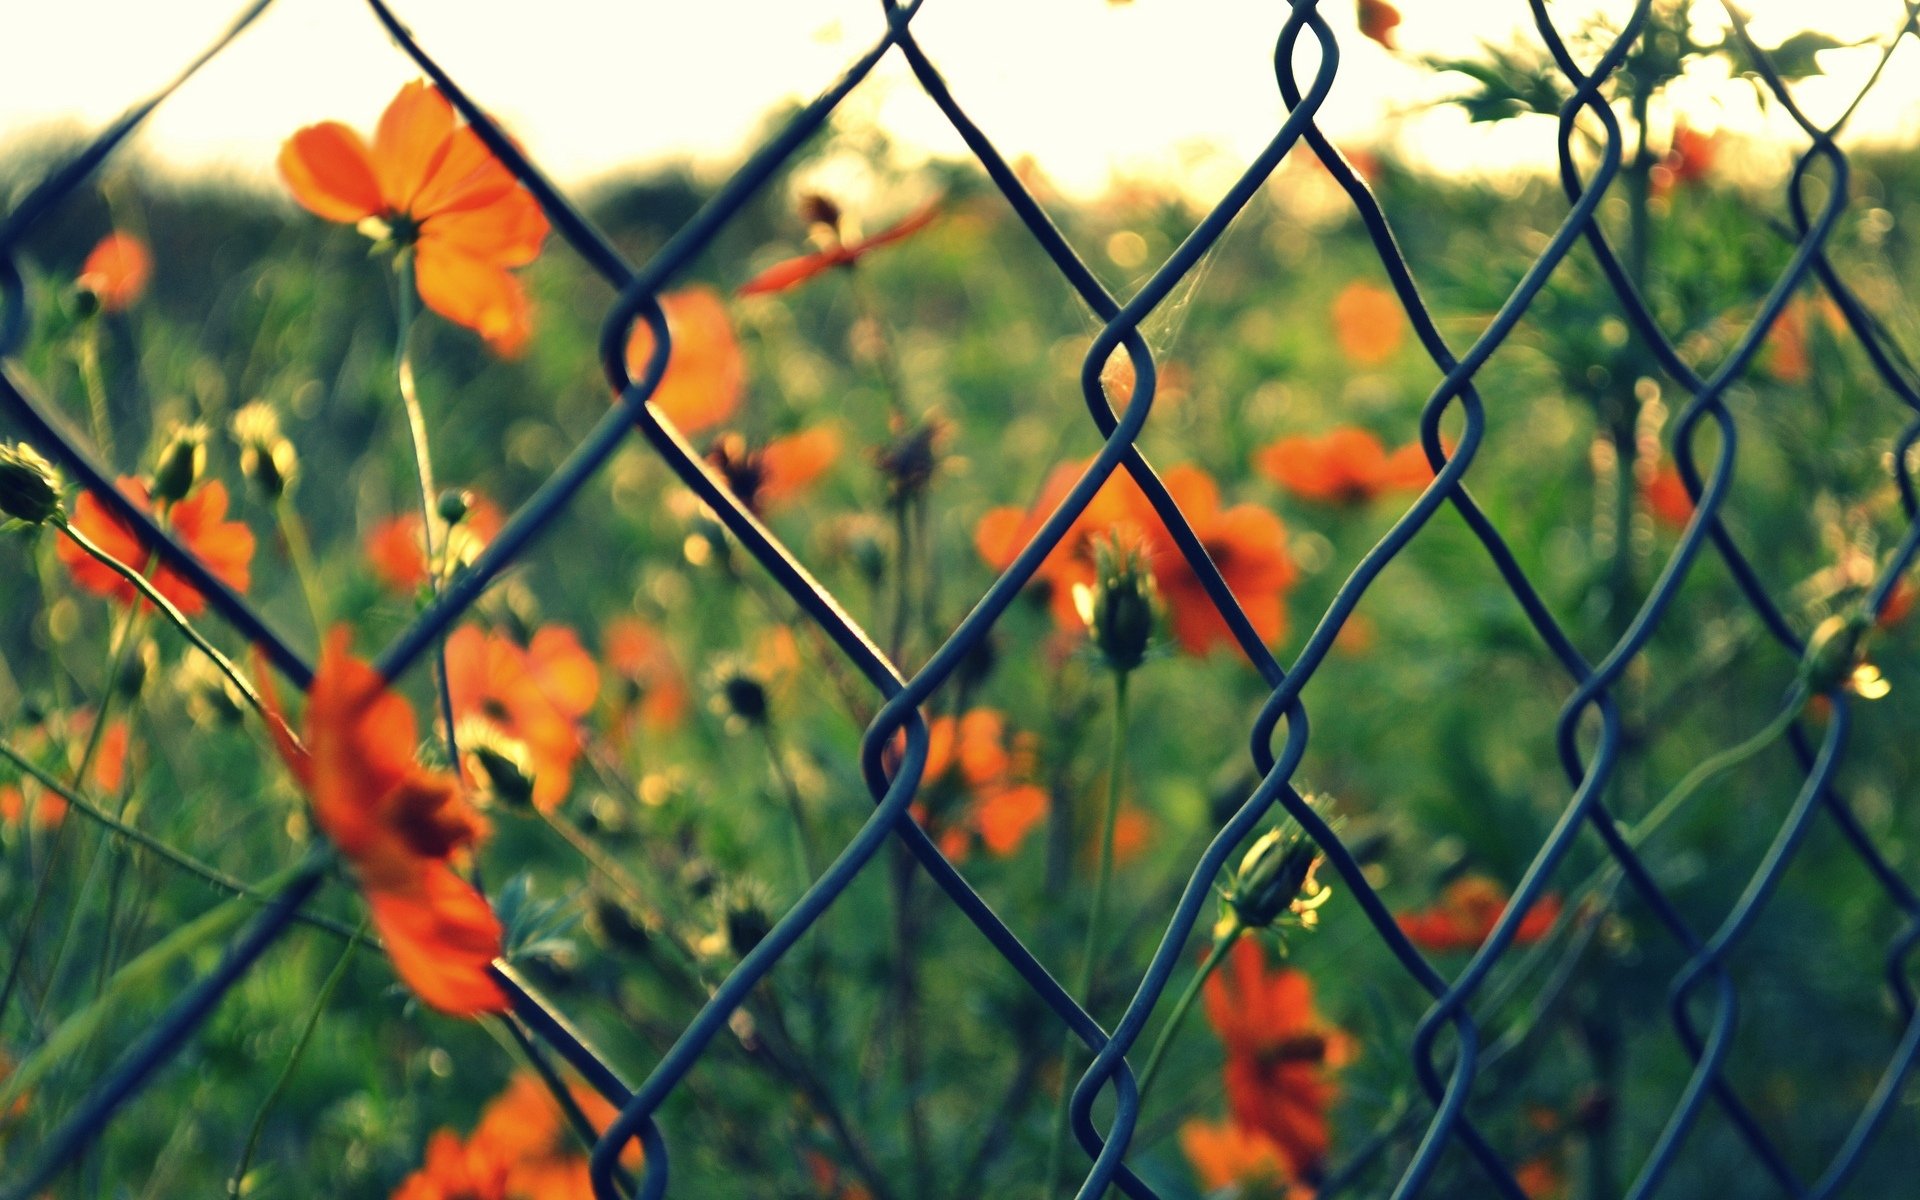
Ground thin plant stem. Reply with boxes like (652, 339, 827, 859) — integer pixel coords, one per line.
(1135, 913, 1243, 1109)
(1044, 668, 1131, 1198)
(390, 252, 461, 763)
(759, 722, 819, 886)
(536, 805, 651, 915)
(272, 499, 327, 639)
(74, 320, 115, 462)
(227, 922, 366, 1197)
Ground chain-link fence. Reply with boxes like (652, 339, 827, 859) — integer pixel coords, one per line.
(3, 1, 1920, 1197)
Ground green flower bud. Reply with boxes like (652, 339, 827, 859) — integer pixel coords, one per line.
(1074, 531, 1160, 674)
(459, 721, 537, 809)
(436, 488, 473, 527)
(149, 423, 208, 505)
(232, 403, 297, 501)
(1222, 826, 1324, 931)
(587, 893, 655, 957)
(0, 442, 66, 526)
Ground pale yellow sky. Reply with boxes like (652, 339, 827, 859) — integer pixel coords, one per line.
(2, 0, 1915, 197)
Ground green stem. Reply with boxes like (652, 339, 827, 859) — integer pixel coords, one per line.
(537, 806, 652, 915)
(53, 520, 279, 736)
(1621, 687, 1804, 850)
(1043, 669, 1131, 1198)
(0, 855, 327, 1117)
(75, 321, 115, 463)
(273, 499, 327, 640)
(227, 922, 366, 1197)
(1135, 915, 1242, 1108)
(760, 723, 819, 887)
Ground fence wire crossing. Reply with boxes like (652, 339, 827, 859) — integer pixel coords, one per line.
(3, 0, 1920, 1197)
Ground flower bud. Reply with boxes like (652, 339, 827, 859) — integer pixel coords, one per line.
(232, 402, 297, 501)
(459, 721, 537, 810)
(149, 423, 208, 505)
(717, 881, 773, 957)
(587, 893, 655, 957)
(1073, 531, 1160, 674)
(711, 661, 770, 730)
(0, 443, 66, 527)
(799, 192, 844, 234)
(874, 415, 945, 507)
(1222, 826, 1325, 932)
(436, 488, 473, 527)
(114, 637, 158, 700)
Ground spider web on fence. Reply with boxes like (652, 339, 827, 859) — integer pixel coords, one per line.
(3, 1, 1920, 1198)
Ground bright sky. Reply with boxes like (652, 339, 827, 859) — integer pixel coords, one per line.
(2, 0, 1916, 198)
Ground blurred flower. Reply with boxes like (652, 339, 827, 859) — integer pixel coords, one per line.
(901, 709, 1049, 861)
(231, 402, 299, 501)
(604, 616, 689, 742)
(623, 287, 745, 434)
(1140, 465, 1295, 655)
(149, 422, 208, 505)
(77, 232, 152, 313)
(57, 477, 254, 616)
(1651, 123, 1718, 196)
(1763, 296, 1811, 384)
(261, 627, 505, 1016)
(705, 425, 842, 515)
(470, 1070, 641, 1199)
(1397, 875, 1561, 953)
(445, 624, 599, 813)
(280, 81, 548, 356)
(1178, 1118, 1304, 1198)
(1255, 427, 1435, 505)
(739, 198, 940, 297)
(1640, 460, 1694, 530)
(1357, 0, 1402, 50)
(1203, 939, 1351, 1182)
(1330, 280, 1404, 366)
(874, 414, 948, 507)
(1109, 804, 1153, 867)
(365, 492, 505, 594)
(0, 709, 129, 831)
(804, 1150, 874, 1200)
(977, 461, 1295, 657)
(1879, 578, 1915, 630)
(0, 441, 65, 527)
(391, 1130, 510, 1200)
(1515, 1154, 1569, 1200)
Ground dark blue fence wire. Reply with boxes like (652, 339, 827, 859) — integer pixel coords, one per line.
(3, 0, 1919, 1197)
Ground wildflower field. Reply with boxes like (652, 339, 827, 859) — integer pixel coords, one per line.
(4, 3, 1920, 1198)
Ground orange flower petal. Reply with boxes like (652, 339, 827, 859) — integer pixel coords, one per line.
(79, 233, 151, 312)
(528, 627, 600, 719)
(757, 426, 842, 509)
(1358, 0, 1402, 50)
(976, 784, 1047, 856)
(424, 187, 548, 269)
(622, 287, 744, 434)
(1331, 280, 1404, 366)
(366, 865, 507, 1017)
(277, 122, 384, 224)
(738, 250, 844, 297)
(414, 241, 533, 357)
(373, 80, 457, 213)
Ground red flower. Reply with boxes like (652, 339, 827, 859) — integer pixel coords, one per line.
(739, 201, 940, 297)
(903, 709, 1048, 861)
(1651, 124, 1718, 196)
(1397, 875, 1561, 954)
(1256, 427, 1438, 505)
(280, 81, 548, 356)
(391, 1130, 510, 1200)
(57, 477, 254, 616)
(445, 624, 600, 812)
(262, 628, 505, 1016)
(1640, 461, 1694, 530)
(469, 1071, 642, 1199)
(976, 460, 1295, 656)
(1178, 1118, 1305, 1197)
(78, 233, 152, 312)
(1202, 940, 1352, 1181)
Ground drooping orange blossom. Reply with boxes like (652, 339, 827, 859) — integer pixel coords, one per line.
(738, 199, 940, 297)
(261, 627, 506, 1016)
(444, 623, 599, 813)
(279, 80, 549, 356)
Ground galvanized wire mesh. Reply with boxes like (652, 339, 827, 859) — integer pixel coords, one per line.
(3, 1, 1920, 1198)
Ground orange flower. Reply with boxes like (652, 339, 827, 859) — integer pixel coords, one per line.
(57, 477, 254, 616)
(1640, 461, 1694, 530)
(1255, 427, 1437, 505)
(804, 1150, 875, 1200)
(1357, 0, 1402, 50)
(1178, 1118, 1302, 1197)
(604, 616, 689, 741)
(976, 461, 1295, 656)
(78, 233, 152, 312)
(470, 1071, 641, 1200)
(1764, 297, 1811, 384)
(1879, 578, 1915, 630)
(445, 624, 599, 812)
(1203, 940, 1352, 1181)
(1515, 1155, 1569, 1200)
(622, 287, 745, 434)
(261, 628, 505, 1016)
(704, 425, 842, 515)
(902, 709, 1049, 861)
(1330, 280, 1404, 366)
(0, 710, 129, 831)
(392, 1130, 510, 1200)
(1397, 875, 1561, 954)
(280, 81, 548, 356)
(364, 493, 505, 595)
(1650, 123, 1718, 196)
(739, 200, 940, 297)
